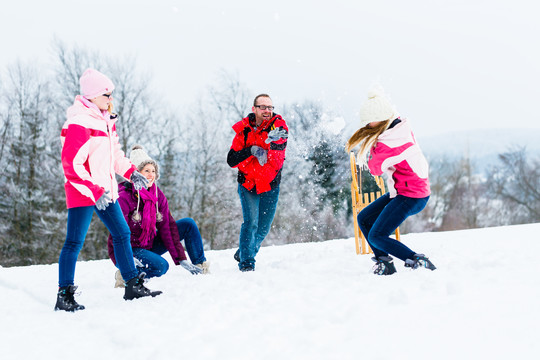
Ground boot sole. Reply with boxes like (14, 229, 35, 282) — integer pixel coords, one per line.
(124, 291, 162, 301)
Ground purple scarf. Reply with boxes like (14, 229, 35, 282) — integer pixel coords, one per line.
(136, 185, 158, 247)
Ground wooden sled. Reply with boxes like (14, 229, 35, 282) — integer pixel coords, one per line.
(350, 152, 400, 254)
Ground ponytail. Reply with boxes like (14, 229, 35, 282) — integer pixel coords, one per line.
(345, 121, 390, 165)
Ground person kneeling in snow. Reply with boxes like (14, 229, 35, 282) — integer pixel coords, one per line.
(108, 145, 210, 287)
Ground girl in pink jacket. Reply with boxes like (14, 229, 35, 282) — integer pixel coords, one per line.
(346, 87, 436, 275)
(55, 69, 161, 312)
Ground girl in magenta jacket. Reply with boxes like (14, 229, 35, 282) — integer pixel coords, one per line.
(346, 87, 436, 275)
(108, 145, 209, 285)
(55, 69, 161, 312)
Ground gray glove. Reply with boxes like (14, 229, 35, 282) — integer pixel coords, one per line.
(265, 127, 288, 144)
(95, 190, 112, 211)
(131, 171, 149, 190)
(133, 257, 144, 268)
(251, 146, 268, 166)
(180, 260, 203, 275)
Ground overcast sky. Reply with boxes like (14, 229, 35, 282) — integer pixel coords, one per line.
(1, 0, 539, 138)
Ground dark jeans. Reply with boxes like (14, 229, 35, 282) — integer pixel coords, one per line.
(131, 218, 207, 278)
(176, 218, 206, 265)
(132, 241, 169, 278)
(237, 184, 280, 269)
(357, 193, 429, 261)
(59, 202, 138, 287)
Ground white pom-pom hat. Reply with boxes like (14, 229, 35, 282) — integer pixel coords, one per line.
(129, 145, 163, 222)
(129, 145, 159, 180)
(358, 86, 399, 129)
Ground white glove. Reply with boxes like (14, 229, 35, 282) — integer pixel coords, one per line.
(95, 191, 112, 211)
(251, 146, 268, 166)
(180, 260, 203, 275)
(265, 127, 288, 143)
(131, 171, 149, 190)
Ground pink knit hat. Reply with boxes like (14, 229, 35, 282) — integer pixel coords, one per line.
(79, 68, 115, 99)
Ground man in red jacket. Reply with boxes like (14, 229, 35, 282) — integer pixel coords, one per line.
(227, 94, 288, 271)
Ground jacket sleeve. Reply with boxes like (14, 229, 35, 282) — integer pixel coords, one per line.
(61, 123, 105, 202)
(367, 145, 384, 176)
(227, 147, 253, 168)
(155, 189, 187, 264)
(111, 123, 137, 179)
(227, 127, 255, 168)
(368, 142, 415, 176)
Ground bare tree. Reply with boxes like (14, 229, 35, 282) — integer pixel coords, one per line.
(0, 61, 67, 266)
(488, 147, 540, 223)
(207, 69, 251, 123)
(172, 93, 241, 250)
(52, 40, 160, 150)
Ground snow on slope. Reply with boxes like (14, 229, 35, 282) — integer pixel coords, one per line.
(1, 223, 539, 360)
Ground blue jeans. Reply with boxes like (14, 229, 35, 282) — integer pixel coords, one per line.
(237, 184, 280, 269)
(176, 218, 206, 265)
(58, 202, 138, 287)
(357, 193, 429, 261)
(131, 218, 207, 278)
(132, 241, 169, 278)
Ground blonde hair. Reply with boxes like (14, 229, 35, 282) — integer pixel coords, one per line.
(345, 121, 390, 164)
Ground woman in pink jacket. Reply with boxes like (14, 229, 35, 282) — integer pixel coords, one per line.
(55, 69, 161, 312)
(346, 87, 436, 276)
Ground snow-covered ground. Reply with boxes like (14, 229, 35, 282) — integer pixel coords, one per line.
(1, 223, 539, 360)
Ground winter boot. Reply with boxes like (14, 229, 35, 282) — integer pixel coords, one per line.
(405, 254, 436, 271)
(54, 285, 85, 312)
(114, 270, 124, 288)
(234, 249, 240, 262)
(195, 261, 211, 274)
(240, 265, 255, 272)
(124, 272, 162, 300)
(372, 256, 397, 275)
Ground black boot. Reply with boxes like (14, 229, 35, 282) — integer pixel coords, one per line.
(405, 254, 436, 270)
(234, 249, 240, 262)
(372, 256, 397, 275)
(124, 273, 162, 301)
(54, 285, 85, 312)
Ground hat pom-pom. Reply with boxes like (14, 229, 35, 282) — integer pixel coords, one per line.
(131, 211, 141, 223)
(132, 144, 143, 151)
(367, 84, 386, 99)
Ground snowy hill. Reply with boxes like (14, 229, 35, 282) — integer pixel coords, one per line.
(1, 224, 539, 360)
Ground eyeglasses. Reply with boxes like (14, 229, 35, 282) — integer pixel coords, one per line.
(255, 105, 274, 111)
(102, 93, 113, 98)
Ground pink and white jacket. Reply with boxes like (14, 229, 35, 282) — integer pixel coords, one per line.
(61, 96, 137, 209)
(368, 118, 430, 199)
